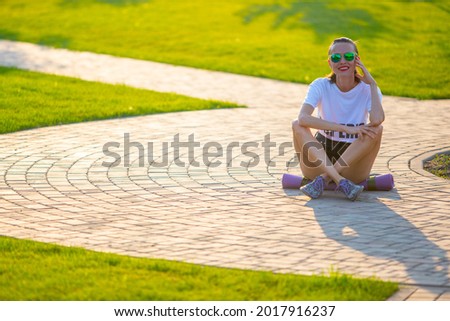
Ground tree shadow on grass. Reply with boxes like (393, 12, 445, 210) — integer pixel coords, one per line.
(37, 35, 72, 49)
(59, 0, 151, 7)
(238, 0, 388, 41)
(0, 27, 71, 50)
(0, 29, 19, 42)
(305, 194, 449, 291)
(0, 66, 22, 75)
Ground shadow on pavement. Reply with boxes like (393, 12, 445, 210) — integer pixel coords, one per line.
(303, 194, 449, 292)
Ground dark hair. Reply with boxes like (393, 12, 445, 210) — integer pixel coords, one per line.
(327, 37, 360, 84)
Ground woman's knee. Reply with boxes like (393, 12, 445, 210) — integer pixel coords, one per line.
(372, 125, 383, 141)
(292, 119, 302, 132)
(356, 125, 383, 143)
(292, 119, 310, 135)
(365, 125, 383, 137)
(373, 125, 383, 136)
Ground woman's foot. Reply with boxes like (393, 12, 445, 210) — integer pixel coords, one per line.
(337, 179, 364, 201)
(300, 176, 325, 199)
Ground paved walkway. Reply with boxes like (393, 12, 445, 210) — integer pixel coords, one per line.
(1, 40, 449, 301)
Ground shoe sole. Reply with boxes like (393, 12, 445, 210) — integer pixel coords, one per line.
(300, 187, 321, 199)
(349, 186, 364, 201)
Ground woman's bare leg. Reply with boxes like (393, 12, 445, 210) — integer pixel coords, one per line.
(335, 125, 383, 183)
(293, 121, 383, 185)
(292, 120, 344, 184)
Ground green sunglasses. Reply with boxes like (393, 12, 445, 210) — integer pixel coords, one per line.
(329, 52, 357, 63)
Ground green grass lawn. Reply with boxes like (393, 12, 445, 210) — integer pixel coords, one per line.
(0, 66, 240, 134)
(0, 0, 448, 99)
(0, 236, 398, 300)
(424, 153, 450, 179)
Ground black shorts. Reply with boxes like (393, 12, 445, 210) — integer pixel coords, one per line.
(315, 132, 352, 164)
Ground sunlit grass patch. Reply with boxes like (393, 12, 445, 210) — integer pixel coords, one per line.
(0, 236, 398, 300)
(0, 66, 240, 134)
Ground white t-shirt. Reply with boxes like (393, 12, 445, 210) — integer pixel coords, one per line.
(302, 77, 382, 143)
